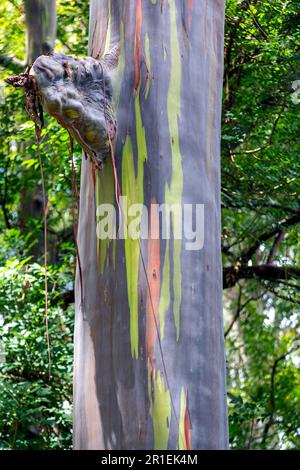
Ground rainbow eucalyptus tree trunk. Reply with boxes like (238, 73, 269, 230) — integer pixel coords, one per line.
(73, 0, 228, 450)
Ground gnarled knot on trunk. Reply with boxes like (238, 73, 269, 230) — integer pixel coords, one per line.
(6, 50, 118, 170)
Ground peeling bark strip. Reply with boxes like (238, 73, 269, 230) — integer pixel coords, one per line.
(73, 0, 228, 450)
(145, 200, 160, 362)
(178, 388, 191, 450)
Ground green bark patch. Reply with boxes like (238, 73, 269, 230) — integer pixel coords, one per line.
(122, 88, 147, 358)
(159, 0, 183, 341)
(149, 369, 171, 450)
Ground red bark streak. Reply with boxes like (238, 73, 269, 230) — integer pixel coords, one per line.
(187, 0, 193, 31)
(109, 138, 121, 203)
(184, 393, 192, 450)
(134, 0, 142, 93)
(90, 162, 96, 187)
(145, 199, 160, 363)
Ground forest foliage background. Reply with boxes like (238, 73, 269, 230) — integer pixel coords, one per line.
(0, 0, 299, 450)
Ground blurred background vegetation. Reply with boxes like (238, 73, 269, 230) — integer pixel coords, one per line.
(0, 0, 299, 450)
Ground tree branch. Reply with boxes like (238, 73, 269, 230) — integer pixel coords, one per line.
(267, 231, 285, 264)
(240, 210, 300, 263)
(246, 0, 269, 40)
(0, 55, 24, 73)
(224, 290, 265, 337)
(221, 200, 299, 215)
(232, 100, 287, 156)
(223, 264, 300, 289)
(225, 285, 242, 337)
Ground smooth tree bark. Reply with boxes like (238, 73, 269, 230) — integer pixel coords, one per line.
(74, 0, 228, 450)
(24, 0, 57, 65)
(0, 1, 56, 72)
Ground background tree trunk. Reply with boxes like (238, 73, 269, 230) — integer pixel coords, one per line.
(73, 0, 228, 450)
(24, 0, 56, 65)
(20, 0, 57, 260)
